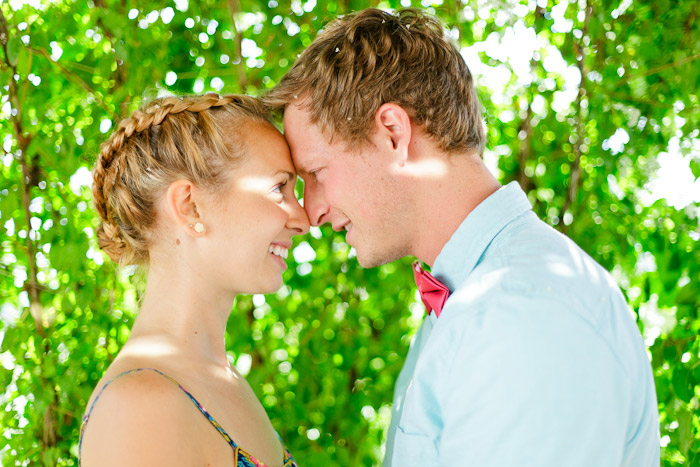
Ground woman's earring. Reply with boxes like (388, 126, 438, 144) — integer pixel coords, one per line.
(189, 223, 205, 233)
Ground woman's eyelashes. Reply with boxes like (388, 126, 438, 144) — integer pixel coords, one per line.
(272, 181, 287, 194)
(272, 178, 294, 196)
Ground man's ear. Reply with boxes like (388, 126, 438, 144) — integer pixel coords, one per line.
(165, 179, 206, 237)
(374, 103, 412, 167)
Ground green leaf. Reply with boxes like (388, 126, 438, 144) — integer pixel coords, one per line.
(690, 159, 700, 179)
(6, 37, 21, 67)
(672, 368, 694, 403)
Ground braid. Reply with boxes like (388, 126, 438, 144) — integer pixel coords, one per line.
(91, 93, 269, 266)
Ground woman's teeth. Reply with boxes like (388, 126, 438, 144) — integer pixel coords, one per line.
(268, 245, 289, 259)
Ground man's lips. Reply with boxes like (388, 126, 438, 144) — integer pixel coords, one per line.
(342, 223, 354, 247)
(333, 221, 352, 232)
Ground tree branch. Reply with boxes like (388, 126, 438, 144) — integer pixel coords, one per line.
(627, 53, 700, 81)
(93, 0, 132, 115)
(28, 46, 114, 117)
(0, 6, 42, 334)
(562, 0, 592, 234)
(0, 3, 58, 454)
(517, 67, 536, 195)
(604, 89, 674, 109)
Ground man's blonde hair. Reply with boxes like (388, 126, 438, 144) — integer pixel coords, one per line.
(264, 8, 485, 155)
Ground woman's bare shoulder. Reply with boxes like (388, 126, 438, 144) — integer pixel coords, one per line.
(80, 368, 204, 467)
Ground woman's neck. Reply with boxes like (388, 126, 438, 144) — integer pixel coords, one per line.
(127, 260, 236, 368)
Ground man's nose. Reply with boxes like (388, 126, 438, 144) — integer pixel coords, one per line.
(303, 182, 330, 227)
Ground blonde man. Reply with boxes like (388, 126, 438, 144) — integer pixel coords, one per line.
(265, 8, 659, 466)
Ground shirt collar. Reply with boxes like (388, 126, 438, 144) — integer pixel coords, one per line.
(431, 181, 533, 292)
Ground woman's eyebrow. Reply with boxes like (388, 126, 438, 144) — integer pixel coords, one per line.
(275, 170, 294, 180)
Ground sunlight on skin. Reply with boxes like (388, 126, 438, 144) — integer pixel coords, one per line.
(121, 339, 243, 380)
(237, 173, 289, 193)
(114, 337, 180, 362)
(400, 158, 450, 179)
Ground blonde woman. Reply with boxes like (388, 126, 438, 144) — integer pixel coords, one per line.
(79, 93, 308, 467)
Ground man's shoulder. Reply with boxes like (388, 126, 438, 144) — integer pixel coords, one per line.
(434, 217, 648, 379)
(446, 226, 631, 338)
(470, 213, 621, 301)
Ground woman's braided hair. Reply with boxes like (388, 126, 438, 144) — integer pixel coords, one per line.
(92, 93, 269, 267)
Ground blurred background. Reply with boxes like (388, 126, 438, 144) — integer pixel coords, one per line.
(0, 0, 698, 465)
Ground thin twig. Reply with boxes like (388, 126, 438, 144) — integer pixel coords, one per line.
(28, 46, 114, 117)
(518, 79, 535, 194)
(626, 53, 700, 81)
(604, 90, 674, 109)
(18, 48, 32, 110)
(227, 0, 248, 89)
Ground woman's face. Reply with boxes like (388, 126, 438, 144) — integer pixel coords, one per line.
(202, 121, 309, 295)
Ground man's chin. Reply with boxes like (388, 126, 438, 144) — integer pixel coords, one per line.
(355, 246, 404, 269)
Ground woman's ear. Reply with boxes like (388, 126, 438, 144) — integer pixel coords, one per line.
(374, 103, 412, 167)
(165, 180, 206, 236)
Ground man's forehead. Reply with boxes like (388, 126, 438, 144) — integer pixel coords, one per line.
(283, 101, 312, 129)
(283, 105, 332, 170)
(284, 102, 337, 144)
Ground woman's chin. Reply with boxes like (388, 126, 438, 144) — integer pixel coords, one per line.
(244, 278, 284, 296)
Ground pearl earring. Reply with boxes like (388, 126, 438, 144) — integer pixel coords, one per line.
(189, 223, 205, 233)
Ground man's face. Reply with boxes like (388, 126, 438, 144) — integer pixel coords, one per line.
(283, 103, 413, 267)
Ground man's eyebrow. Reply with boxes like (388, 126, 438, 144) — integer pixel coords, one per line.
(295, 167, 310, 177)
(289, 164, 311, 177)
(296, 158, 321, 178)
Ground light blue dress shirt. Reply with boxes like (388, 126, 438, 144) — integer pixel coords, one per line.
(384, 182, 659, 466)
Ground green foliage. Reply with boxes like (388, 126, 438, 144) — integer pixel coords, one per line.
(0, 0, 698, 465)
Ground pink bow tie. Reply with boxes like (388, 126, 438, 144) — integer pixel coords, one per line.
(413, 262, 449, 318)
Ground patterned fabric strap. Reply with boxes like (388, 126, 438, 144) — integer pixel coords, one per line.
(79, 367, 296, 467)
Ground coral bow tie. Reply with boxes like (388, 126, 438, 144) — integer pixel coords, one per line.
(413, 262, 449, 318)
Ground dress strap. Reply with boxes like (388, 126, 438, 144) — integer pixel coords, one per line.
(79, 367, 238, 464)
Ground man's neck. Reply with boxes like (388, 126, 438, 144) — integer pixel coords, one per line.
(411, 154, 500, 267)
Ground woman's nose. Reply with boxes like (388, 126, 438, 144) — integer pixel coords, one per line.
(287, 197, 310, 235)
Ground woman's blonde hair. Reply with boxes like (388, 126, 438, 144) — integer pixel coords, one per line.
(92, 93, 269, 267)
